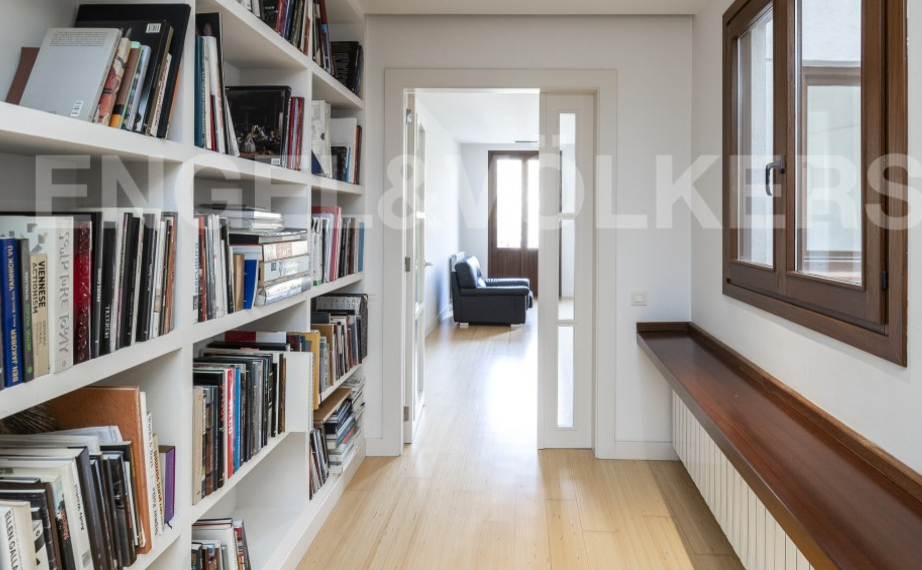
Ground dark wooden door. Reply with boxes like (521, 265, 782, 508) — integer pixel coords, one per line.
(488, 151, 539, 297)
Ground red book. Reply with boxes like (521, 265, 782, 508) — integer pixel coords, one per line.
(73, 219, 93, 364)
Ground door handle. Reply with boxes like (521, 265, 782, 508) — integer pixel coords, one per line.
(424, 261, 433, 268)
(765, 156, 785, 197)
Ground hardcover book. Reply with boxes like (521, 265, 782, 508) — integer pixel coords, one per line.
(225, 86, 292, 167)
(19, 28, 122, 122)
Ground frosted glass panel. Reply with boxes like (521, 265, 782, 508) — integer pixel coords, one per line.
(559, 219, 575, 321)
(527, 158, 539, 249)
(560, 113, 577, 215)
(557, 326, 574, 428)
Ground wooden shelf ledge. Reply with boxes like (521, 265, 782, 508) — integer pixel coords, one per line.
(637, 322, 922, 570)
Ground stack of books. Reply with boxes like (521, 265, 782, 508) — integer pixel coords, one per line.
(343, 374, 366, 433)
(0, 386, 176, 570)
(194, 205, 311, 323)
(192, 518, 252, 570)
(310, 206, 365, 285)
(192, 344, 287, 504)
(0, 211, 178, 386)
(12, 4, 191, 138)
(321, 395, 358, 473)
(230, 0, 311, 57)
(331, 41, 364, 96)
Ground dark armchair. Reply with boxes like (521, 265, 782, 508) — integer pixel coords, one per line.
(450, 256, 533, 325)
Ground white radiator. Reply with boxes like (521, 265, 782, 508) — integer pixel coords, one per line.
(672, 392, 815, 570)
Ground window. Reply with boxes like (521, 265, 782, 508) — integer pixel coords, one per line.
(723, 0, 907, 364)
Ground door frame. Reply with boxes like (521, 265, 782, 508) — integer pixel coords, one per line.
(377, 68, 618, 459)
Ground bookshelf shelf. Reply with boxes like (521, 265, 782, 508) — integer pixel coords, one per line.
(308, 272, 364, 298)
(311, 175, 365, 195)
(190, 293, 310, 344)
(319, 363, 363, 404)
(130, 521, 184, 570)
(193, 150, 314, 186)
(0, 102, 187, 162)
(196, 0, 312, 71)
(0, 332, 184, 419)
(310, 60, 365, 110)
(190, 431, 293, 522)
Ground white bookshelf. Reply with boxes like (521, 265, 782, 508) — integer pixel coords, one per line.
(0, 0, 368, 569)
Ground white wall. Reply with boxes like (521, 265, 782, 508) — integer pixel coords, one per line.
(363, 15, 694, 458)
(458, 143, 537, 275)
(691, 0, 922, 473)
(415, 96, 462, 333)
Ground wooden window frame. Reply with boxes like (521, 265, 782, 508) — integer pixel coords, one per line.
(722, 0, 908, 364)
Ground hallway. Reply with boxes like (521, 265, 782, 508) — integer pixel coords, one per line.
(298, 312, 743, 569)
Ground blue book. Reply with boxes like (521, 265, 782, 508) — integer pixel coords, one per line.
(0, 238, 24, 387)
(357, 221, 365, 273)
(194, 36, 205, 149)
(242, 259, 259, 309)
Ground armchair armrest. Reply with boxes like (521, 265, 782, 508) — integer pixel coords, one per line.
(463, 286, 532, 297)
(485, 277, 531, 288)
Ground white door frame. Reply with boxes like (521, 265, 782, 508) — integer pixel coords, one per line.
(377, 68, 618, 458)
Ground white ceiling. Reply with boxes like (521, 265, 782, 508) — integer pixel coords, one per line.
(358, 0, 706, 16)
(417, 90, 539, 145)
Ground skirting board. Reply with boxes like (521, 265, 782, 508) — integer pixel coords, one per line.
(611, 440, 678, 460)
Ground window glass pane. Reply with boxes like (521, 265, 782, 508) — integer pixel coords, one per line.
(560, 113, 577, 214)
(557, 326, 574, 428)
(737, 10, 774, 268)
(496, 158, 523, 249)
(527, 158, 539, 249)
(796, 0, 862, 284)
(559, 219, 575, 321)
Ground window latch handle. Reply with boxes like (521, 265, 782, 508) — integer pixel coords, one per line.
(765, 157, 785, 197)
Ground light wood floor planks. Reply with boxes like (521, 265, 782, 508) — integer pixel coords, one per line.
(298, 311, 744, 569)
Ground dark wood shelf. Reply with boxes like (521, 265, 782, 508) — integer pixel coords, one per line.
(637, 322, 922, 570)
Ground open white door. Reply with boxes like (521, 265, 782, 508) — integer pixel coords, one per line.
(538, 93, 595, 449)
(404, 92, 426, 443)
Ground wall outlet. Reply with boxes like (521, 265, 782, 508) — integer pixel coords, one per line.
(631, 291, 647, 306)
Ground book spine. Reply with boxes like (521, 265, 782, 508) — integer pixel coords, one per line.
(255, 275, 311, 306)
(194, 37, 205, 148)
(1, 507, 23, 570)
(148, 53, 172, 137)
(17, 239, 33, 381)
(139, 395, 162, 538)
(204, 38, 226, 155)
(258, 239, 310, 263)
(0, 239, 24, 387)
(29, 254, 49, 377)
(95, 38, 131, 125)
(260, 254, 312, 283)
(73, 223, 92, 365)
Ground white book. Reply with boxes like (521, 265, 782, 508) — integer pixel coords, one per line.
(0, 501, 38, 570)
(0, 434, 101, 455)
(310, 100, 332, 176)
(0, 459, 92, 570)
(150, 219, 167, 339)
(139, 393, 163, 537)
(203, 36, 227, 155)
(0, 217, 74, 373)
(20, 28, 122, 122)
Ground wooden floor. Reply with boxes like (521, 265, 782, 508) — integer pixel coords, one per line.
(298, 309, 744, 569)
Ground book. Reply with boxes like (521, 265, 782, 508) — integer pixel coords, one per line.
(94, 37, 131, 125)
(43, 387, 156, 556)
(225, 86, 293, 168)
(75, 4, 192, 139)
(5, 47, 40, 106)
(0, 500, 37, 570)
(0, 238, 24, 388)
(157, 446, 175, 525)
(330, 41, 362, 95)
(16, 240, 34, 382)
(19, 28, 122, 121)
(73, 218, 93, 365)
(0, 482, 60, 570)
(108, 42, 141, 129)
(310, 100, 332, 176)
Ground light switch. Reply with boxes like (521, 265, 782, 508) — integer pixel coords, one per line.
(631, 291, 647, 306)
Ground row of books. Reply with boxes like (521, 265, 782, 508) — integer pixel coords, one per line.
(192, 343, 288, 504)
(311, 206, 365, 285)
(311, 101, 363, 184)
(330, 42, 364, 96)
(10, 4, 191, 139)
(194, 13, 306, 171)
(309, 379, 363, 495)
(191, 518, 251, 570)
(0, 386, 174, 570)
(312, 294, 368, 393)
(194, 207, 312, 322)
(322, 391, 359, 472)
(0, 212, 177, 387)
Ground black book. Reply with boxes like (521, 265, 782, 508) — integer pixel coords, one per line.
(330, 41, 361, 93)
(81, 212, 105, 360)
(225, 86, 292, 167)
(136, 213, 157, 342)
(99, 222, 117, 356)
(101, 452, 136, 568)
(100, 443, 138, 555)
(0, 481, 61, 570)
(117, 215, 140, 348)
(73, 19, 174, 137)
(89, 456, 118, 570)
(193, 369, 228, 490)
(75, 4, 191, 138)
(16, 238, 34, 382)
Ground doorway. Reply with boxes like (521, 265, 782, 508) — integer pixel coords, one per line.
(380, 69, 615, 459)
(488, 151, 540, 297)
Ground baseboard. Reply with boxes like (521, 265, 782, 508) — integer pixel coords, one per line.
(611, 440, 678, 460)
(440, 304, 453, 322)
